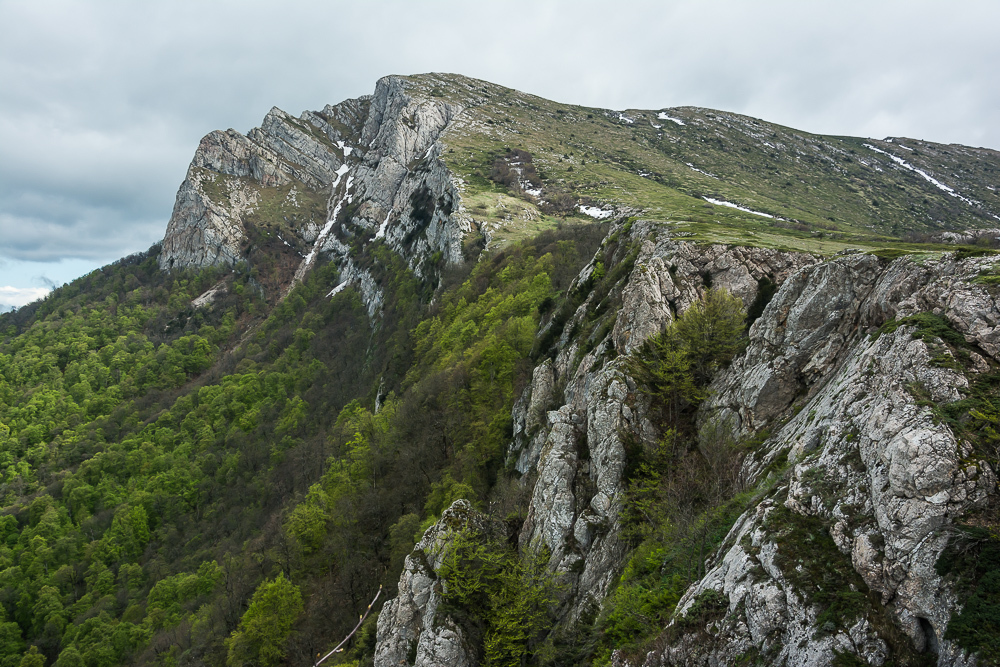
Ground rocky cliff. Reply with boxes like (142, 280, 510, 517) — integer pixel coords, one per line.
(643, 250, 1000, 666)
(151, 73, 1000, 666)
(159, 75, 477, 313)
(374, 215, 1000, 666)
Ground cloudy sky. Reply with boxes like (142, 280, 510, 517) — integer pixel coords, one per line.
(1, 0, 998, 309)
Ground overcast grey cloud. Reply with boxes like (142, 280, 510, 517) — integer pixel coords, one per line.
(1, 0, 998, 305)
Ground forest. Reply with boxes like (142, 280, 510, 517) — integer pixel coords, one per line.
(2, 221, 722, 666)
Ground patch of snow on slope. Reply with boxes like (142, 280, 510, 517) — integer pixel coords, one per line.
(616, 113, 634, 124)
(703, 197, 774, 218)
(687, 163, 717, 179)
(276, 234, 303, 256)
(331, 164, 350, 189)
(327, 282, 348, 298)
(291, 165, 352, 290)
(344, 175, 355, 204)
(864, 143, 977, 206)
(657, 112, 685, 126)
(335, 141, 354, 157)
(375, 211, 392, 240)
(579, 205, 614, 219)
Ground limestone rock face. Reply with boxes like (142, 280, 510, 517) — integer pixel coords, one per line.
(634, 252, 1000, 666)
(611, 230, 817, 355)
(318, 75, 471, 300)
(509, 220, 816, 623)
(160, 75, 473, 310)
(371, 209, 1000, 663)
(159, 103, 358, 270)
(373, 500, 482, 667)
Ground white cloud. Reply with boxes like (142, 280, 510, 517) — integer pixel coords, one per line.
(0, 0, 998, 288)
(0, 286, 49, 310)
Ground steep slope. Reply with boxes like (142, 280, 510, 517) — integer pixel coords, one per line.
(3, 73, 1000, 667)
(376, 221, 1000, 667)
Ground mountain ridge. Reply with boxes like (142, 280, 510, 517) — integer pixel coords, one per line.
(1, 73, 999, 667)
(159, 72, 1000, 305)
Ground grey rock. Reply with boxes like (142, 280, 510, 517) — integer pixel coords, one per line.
(642, 252, 1000, 666)
(159, 75, 474, 312)
(160, 106, 347, 271)
(373, 500, 481, 667)
(513, 222, 816, 623)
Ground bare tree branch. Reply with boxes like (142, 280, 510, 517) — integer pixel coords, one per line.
(314, 585, 383, 667)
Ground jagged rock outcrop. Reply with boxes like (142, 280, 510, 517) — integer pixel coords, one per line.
(160, 75, 477, 314)
(156, 75, 1000, 665)
(374, 500, 483, 667)
(611, 225, 818, 355)
(368, 207, 1000, 664)
(343, 76, 468, 266)
(159, 104, 359, 269)
(508, 220, 818, 624)
(636, 252, 1000, 666)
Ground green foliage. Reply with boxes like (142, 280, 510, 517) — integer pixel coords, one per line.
(424, 473, 476, 518)
(99, 504, 150, 563)
(587, 291, 751, 664)
(18, 646, 43, 667)
(874, 312, 969, 350)
(937, 526, 1000, 663)
(673, 589, 728, 632)
(225, 573, 303, 667)
(672, 288, 747, 385)
(284, 484, 329, 553)
(627, 331, 702, 428)
(628, 288, 746, 429)
(0, 222, 600, 666)
(764, 505, 871, 634)
(439, 529, 557, 667)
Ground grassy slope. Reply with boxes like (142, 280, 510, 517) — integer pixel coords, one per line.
(397, 73, 1000, 258)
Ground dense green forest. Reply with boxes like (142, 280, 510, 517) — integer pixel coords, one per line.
(0, 223, 628, 666)
(5, 219, 971, 667)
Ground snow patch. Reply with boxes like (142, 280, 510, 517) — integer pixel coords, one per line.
(687, 163, 717, 179)
(657, 112, 685, 126)
(276, 234, 300, 254)
(616, 113, 634, 124)
(864, 143, 978, 206)
(579, 205, 614, 219)
(293, 164, 353, 288)
(332, 164, 350, 189)
(703, 197, 774, 219)
(375, 210, 392, 240)
(344, 175, 355, 204)
(327, 282, 348, 298)
(335, 141, 354, 157)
